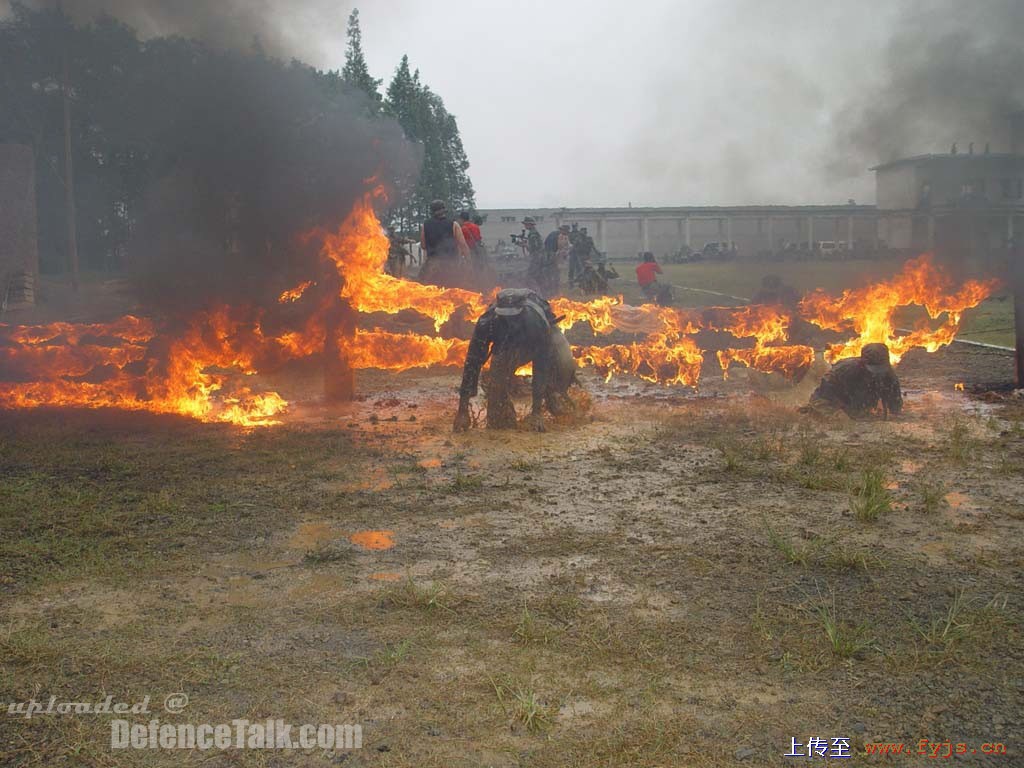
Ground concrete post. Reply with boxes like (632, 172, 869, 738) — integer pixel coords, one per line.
(766, 217, 774, 252)
(641, 216, 650, 253)
(597, 216, 607, 253)
(725, 217, 733, 249)
(684, 217, 691, 247)
(807, 215, 815, 250)
(324, 297, 356, 401)
(847, 215, 854, 249)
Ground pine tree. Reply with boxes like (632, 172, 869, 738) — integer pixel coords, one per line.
(383, 55, 476, 229)
(341, 9, 381, 107)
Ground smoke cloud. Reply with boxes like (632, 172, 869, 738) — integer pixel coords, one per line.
(32, 0, 344, 61)
(8, 0, 420, 311)
(826, 0, 1024, 179)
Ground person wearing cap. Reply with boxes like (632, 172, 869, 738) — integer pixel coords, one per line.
(419, 200, 470, 287)
(807, 343, 903, 418)
(453, 288, 578, 433)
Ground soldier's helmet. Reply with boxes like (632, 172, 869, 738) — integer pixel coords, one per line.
(430, 199, 447, 216)
(861, 343, 892, 374)
(559, 224, 570, 233)
(522, 216, 536, 226)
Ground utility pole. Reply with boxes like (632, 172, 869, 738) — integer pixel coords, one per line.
(1014, 243, 1024, 388)
(58, 0, 79, 291)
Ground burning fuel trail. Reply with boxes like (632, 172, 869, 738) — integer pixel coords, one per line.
(0, 191, 1000, 425)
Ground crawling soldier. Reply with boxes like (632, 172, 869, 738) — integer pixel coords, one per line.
(453, 288, 577, 433)
(806, 342, 903, 418)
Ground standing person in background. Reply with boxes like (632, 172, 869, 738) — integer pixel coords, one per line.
(544, 225, 561, 263)
(460, 210, 496, 291)
(524, 216, 555, 296)
(385, 226, 410, 278)
(420, 200, 470, 287)
(459, 210, 482, 254)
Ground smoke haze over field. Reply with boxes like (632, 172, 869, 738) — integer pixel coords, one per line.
(12, 0, 1024, 207)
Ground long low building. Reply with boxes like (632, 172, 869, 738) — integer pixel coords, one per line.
(478, 147, 1024, 260)
(477, 204, 879, 259)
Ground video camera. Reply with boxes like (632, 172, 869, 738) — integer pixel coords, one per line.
(509, 231, 527, 246)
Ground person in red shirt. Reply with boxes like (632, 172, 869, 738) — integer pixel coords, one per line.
(459, 210, 482, 253)
(636, 251, 662, 288)
(636, 252, 672, 305)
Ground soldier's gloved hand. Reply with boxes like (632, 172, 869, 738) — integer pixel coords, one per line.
(453, 408, 471, 433)
(527, 412, 546, 433)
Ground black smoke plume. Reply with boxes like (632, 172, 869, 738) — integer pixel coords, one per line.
(828, 0, 1024, 178)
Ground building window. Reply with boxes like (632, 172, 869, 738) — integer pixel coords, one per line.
(501, 216, 516, 223)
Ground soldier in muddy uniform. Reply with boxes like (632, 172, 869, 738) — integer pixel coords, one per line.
(806, 343, 903, 418)
(453, 288, 578, 433)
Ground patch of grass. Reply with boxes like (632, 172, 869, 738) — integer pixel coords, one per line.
(449, 471, 484, 492)
(751, 433, 785, 461)
(489, 676, 554, 733)
(943, 418, 977, 463)
(302, 545, 353, 566)
(763, 516, 827, 566)
(375, 638, 413, 667)
(910, 588, 977, 652)
(714, 440, 743, 473)
(380, 576, 457, 614)
(916, 481, 947, 515)
(513, 605, 558, 645)
(850, 468, 892, 522)
(797, 439, 823, 467)
(752, 592, 775, 641)
(537, 590, 584, 626)
(815, 597, 876, 659)
(823, 543, 885, 572)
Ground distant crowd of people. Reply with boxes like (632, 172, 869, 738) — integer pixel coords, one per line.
(385, 201, 635, 301)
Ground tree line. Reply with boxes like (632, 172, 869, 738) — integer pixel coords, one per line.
(0, 4, 475, 278)
(339, 9, 476, 234)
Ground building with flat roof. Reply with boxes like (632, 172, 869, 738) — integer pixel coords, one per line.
(477, 204, 879, 260)
(477, 150, 1024, 260)
(872, 150, 1024, 253)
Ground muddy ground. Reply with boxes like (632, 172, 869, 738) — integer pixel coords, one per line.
(1, 343, 1022, 767)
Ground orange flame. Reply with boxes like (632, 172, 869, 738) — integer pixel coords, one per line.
(0, 193, 1000, 425)
(799, 254, 999, 364)
(279, 280, 316, 303)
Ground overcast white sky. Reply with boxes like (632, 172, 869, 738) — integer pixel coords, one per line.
(22, 0, 1020, 209)
(324, 0, 905, 208)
